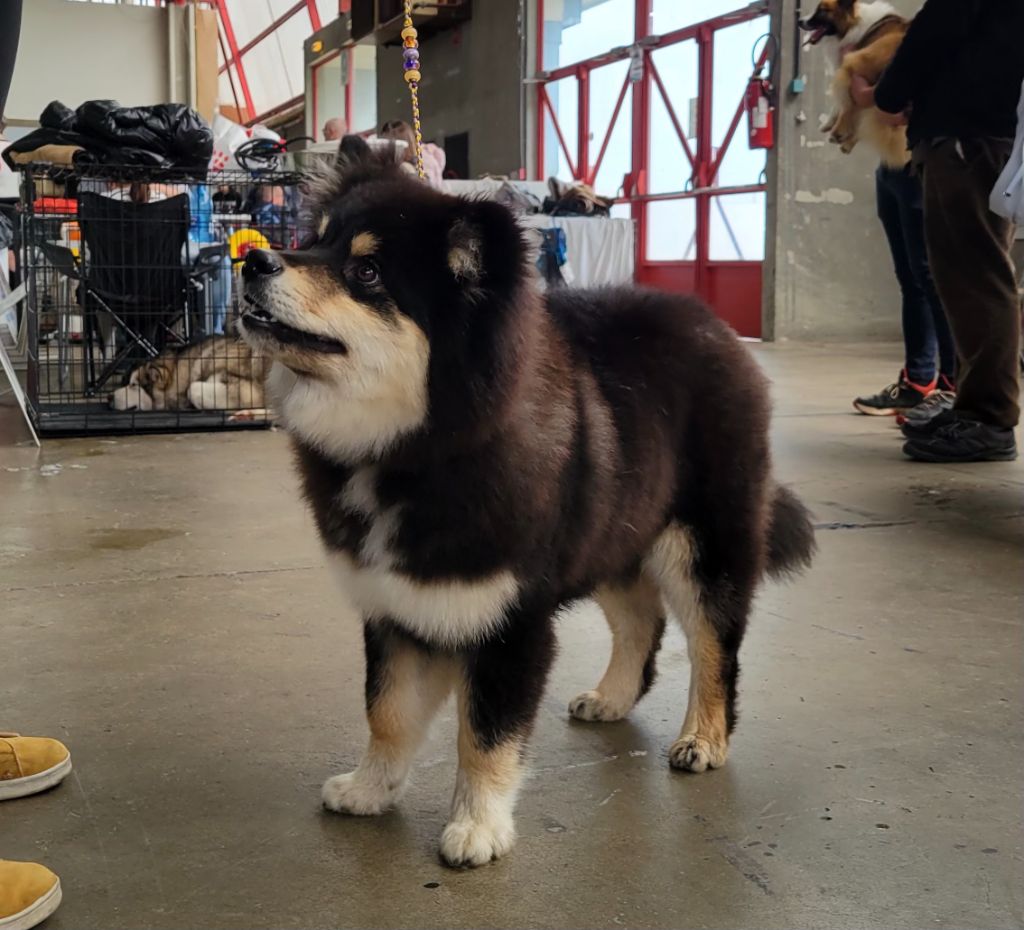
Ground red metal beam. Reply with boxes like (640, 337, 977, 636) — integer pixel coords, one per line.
(647, 56, 697, 172)
(214, 0, 255, 117)
(586, 70, 630, 187)
(310, 50, 341, 139)
(694, 25, 714, 295)
(219, 1, 306, 74)
(345, 47, 355, 131)
(576, 68, 589, 183)
(246, 94, 304, 128)
(542, 1, 769, 82)
(634, 182, 767, 203)
(709, 43, 770, 184)
(539, 85, 578, 179)
(305, 0, 322, 32)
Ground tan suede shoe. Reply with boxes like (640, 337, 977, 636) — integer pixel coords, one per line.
(0, 861, 61, 930)
(0, 734, 72, 801)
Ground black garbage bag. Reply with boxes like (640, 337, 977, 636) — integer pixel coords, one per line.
(74, 100, 213, 173)
(39, 101, 76, 131)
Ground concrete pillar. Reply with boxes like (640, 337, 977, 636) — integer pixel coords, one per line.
(764, 0, 922, 341)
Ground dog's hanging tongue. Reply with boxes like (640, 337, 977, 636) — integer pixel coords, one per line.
(805, 26, 829, 46)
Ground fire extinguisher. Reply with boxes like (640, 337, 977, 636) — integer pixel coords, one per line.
(746, 74, 775, 149)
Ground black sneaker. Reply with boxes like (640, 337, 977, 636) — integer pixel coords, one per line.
(903, 417, 1017, 462)
(900, 407, 956, 440)
(853, 369, 935, 416)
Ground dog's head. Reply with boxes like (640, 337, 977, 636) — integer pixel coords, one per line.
(799, 0, 858, 43)
(109, 357, 175, 411)
(237, 140, 531, 462)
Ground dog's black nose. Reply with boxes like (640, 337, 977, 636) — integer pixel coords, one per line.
(243, 248, 283, 281)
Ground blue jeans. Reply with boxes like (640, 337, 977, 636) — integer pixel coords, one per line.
(183, 241, 232, 335)
(876, 164, 956, 385)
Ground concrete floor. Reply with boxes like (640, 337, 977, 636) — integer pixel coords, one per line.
(1, 343, 1022, 930)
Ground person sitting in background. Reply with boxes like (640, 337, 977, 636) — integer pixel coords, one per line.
(322, 117, 347, 142)
(211, 183, 242, 215)
(249, 184, 294, 249)
(379, 119, 446, 189)
(865, 0, 1023, 462)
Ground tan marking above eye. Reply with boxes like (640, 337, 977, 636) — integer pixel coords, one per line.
(317, 214, 330, 238)
(350, 231, 380, 257)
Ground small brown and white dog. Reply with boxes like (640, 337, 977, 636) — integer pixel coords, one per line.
(110, 334, 270, 414)
(800, 0, 910, 166)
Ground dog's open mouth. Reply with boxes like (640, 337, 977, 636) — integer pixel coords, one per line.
(242, 295, 347, 355)
(801, 25, 830, 45)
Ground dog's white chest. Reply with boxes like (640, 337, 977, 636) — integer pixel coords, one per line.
(327, 468, 520, 647)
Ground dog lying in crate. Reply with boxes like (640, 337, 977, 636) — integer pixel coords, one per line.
(109, 334, 270, 415)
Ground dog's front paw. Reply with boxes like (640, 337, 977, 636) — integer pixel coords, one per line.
(668, 733, 728, 773)
(321, 772, 396, 815)
(439, 816, 515, 868)
(568, 689, 631, 722)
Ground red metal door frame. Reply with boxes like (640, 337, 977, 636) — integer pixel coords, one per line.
(536, 0, 770, 337)
(311, 49, 341, 141)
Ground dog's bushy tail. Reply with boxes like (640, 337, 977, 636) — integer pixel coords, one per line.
(766, 484, 815, 579)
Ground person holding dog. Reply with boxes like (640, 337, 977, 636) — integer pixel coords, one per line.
(857, 0, 1023, 462)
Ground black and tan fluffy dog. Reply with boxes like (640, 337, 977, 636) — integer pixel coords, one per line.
(238, 141, 815, 868)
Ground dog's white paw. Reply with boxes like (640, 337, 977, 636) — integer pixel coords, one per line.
(439, 816, 516, 868)
(321, 772, 396, 815)
(188, 380, 226, 411)
(668, 734, 728, 773)
(568, 689, 631, 722)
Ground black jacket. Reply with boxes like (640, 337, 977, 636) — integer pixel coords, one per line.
(875, 0, 1024, 147)
(2, 100, 212, 177)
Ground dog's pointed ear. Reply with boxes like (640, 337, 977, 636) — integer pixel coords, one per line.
(336, 133, 372, 169)
(139, 362, 171, 391)
(447, 199, 525, 291)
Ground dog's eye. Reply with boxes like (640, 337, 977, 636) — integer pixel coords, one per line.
(354, 260, 380, 286)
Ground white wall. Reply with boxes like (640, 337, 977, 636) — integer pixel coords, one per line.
(5, 0, 180, 124)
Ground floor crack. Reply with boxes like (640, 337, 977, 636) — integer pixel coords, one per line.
(2, 564, 319, 594)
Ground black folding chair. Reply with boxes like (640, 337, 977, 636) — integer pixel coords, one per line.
(75, 191, 190, 393)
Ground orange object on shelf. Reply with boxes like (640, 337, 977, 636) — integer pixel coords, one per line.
(33, 198, 77, 215)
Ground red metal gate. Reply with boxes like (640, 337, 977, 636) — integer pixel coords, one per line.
(537, 1, 771, 337)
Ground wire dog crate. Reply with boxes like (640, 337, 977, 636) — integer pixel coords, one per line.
(17, 164, 305, 435)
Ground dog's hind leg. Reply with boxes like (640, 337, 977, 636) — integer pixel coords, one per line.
(568, 575, 666, 722)
(440, 606, 556, 867)
(646, 523, 758, 773)
(827, 64, 861, 151)
(322, 621, 455, 816)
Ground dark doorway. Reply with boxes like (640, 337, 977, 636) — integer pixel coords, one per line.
(444, 132, 469, 180)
